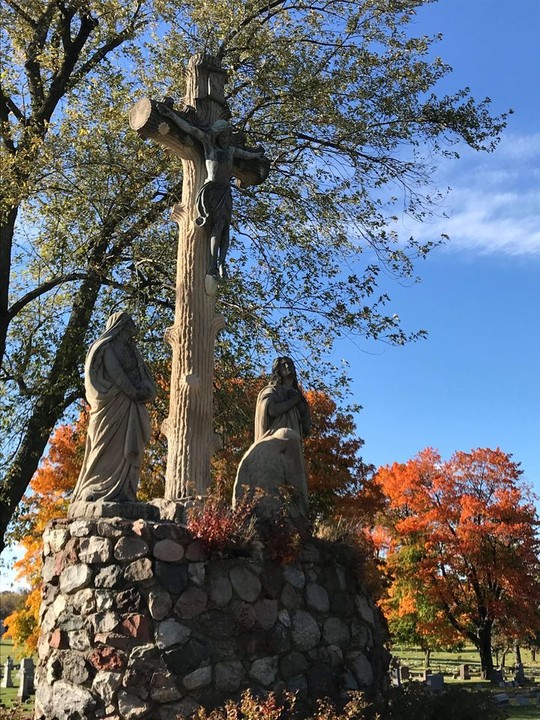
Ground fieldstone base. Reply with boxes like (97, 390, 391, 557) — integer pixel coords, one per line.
(35, 516, 389, 720)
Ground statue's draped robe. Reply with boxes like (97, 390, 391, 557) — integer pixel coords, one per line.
(71, 315, 154, 504)
(254, 383, 310, 442)
(234, 382, 311, 518)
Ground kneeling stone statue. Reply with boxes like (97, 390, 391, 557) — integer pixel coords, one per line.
(232, 357, 310, 519)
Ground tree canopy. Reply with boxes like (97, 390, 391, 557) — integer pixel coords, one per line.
(374, 447, 540, 678)
(0, 0, 509, 549)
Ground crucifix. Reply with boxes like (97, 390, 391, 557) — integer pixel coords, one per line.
(129, 53, 269, 500)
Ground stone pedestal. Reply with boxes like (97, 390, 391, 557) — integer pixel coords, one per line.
(35, 517, 389, 720)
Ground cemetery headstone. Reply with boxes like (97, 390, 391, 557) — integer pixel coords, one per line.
(18, 657, 35, 700)
(1, 656, 14, 688)
(425, 672, 444, 693)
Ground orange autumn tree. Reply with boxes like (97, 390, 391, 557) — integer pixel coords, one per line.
(4, 414, 87, 653)
(375, 447, 540, 679)
(212, 376, 373, 517)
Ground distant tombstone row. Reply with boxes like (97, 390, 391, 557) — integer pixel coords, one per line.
(0, 656, 34, 699)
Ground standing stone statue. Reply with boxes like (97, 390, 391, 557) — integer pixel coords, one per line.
(159, 108, 265, 280)
(233, 357, 311, 519)
(69, 313, 156, 517)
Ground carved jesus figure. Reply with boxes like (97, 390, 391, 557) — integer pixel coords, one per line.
(159, 108, 265, 279)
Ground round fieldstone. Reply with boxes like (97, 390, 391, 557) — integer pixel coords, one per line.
(150, 671, 182, 703)
(306, 661, 337, 697)
(164, 638, 211, 676)
(266, 622, 292, 654)
(185, 540, 208, 561)
(209, 573, 232, 606)
(175, 587, 208, 619)
(347, 651, 374, 687)
(68, 628, 91, 651)
(124, 558, 153, 584)
(283, 566, 305, 588)
(88, 646, 127, 672)
(155, 561, 189, 595)
(215, 661, 245, 692)
(35, 680, 96, 719)
(91, 610, 120, 633)
(331, 591, 355, 617)
(78, 536, 113, 564)
(128, 644, 161, 671)
(153, 539, 184, 562)
(351, 619, 373, 649)
(249, 656, 278, 687)
(44, 528, 70, 554)
(255, 598, 278, 630)
(280, 651, 308, 679)
(188, 562, 206, 586)
(92, 670, 122, 704)
(95, 589, 115, 612)
(286, 673, 308, 696)
(281, 583, 302, 610)
(306, 582, 330, 612)
(291, 610, 321, 651)
(70, 588, 95, 614)
(97, 519, 126, 537)
(95, 564, 123, 588)
(232, 601, 257, 631)
(63, 652, 91, 683)
(70, 519, 95, 537)
(260, 563, 283, 598)
(59, 564, 92, 594)
(114, 536, 149, 562)
(321, 643, 344, 668)
(155, 619, 191, 649)
(355, 594, 375, 625)
(119, 614, 151, 642)
(115, 588, 142, 613)
(197, 610, 237, 638)
(183, 665, 212, 691)
(229, 565, 261, 602)
(117, 690, 151, 719)
(148, 590, 173, 621)
(323, 617, 350, 648)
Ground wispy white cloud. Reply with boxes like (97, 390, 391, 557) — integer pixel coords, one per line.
(404, 132, 540, 257)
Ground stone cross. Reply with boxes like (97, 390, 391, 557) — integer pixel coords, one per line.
(129, 54, 269, 500)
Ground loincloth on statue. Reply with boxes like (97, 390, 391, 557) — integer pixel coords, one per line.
(195, 181, 232, 227)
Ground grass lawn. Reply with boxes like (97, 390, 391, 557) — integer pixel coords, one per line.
(393, 645, 540, 718)
(0, 639, 34, 718)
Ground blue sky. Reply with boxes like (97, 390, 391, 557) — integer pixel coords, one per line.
(339, 0, 540, 498)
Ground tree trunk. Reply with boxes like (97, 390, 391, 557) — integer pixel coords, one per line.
(478, 623, 495, 679)
(0, 276, 101, 552)
(424, 648, 431, 669)
(0, 206, 18, 367)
